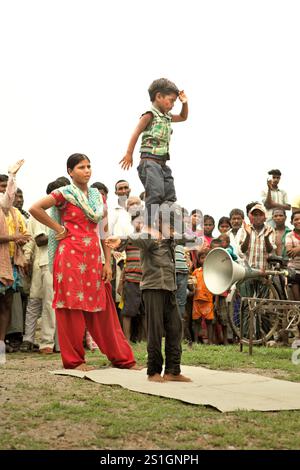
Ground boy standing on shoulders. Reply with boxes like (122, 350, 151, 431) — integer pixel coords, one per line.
(106, 203, 192, 383)
(119, 78, 188, 227)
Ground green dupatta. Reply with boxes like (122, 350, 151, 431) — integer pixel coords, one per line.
(48, 183, 104, 271)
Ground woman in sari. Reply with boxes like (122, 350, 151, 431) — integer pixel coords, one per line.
(29, 153, 137, 371)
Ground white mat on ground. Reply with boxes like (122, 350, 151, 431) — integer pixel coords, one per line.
(51, 365, 300, 412)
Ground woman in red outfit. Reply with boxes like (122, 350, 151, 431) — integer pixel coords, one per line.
(29, 153, 136, 371)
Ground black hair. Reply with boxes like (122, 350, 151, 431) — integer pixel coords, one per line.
(191, 209, 202, 216)
(218, 216, 231, 229)
(272, 208, 286, 216)
(16, 188, 23, 194)
(55, 176, 71, 187)
(91, 181, 109, 195)
(115, 180, 129, 191)
(158, 202, 183, 232)
(46, 176, 71, 195)
(46, 181, 56, 194)
(131, 210, 144, 222)
(268, 169, 281, 176)
(246, 201, 260, 216)
(196, 248, 209, 267)
(0, 174, 8, 183)
(291, 210, 300, 223)
(204, 214, 215, 225)
(139, 191, 145, 201)
(210, 238, 222, 248)
(67, 153, 90, 172)
(148, 78, 179, 102)
(229, 208, 245, 219)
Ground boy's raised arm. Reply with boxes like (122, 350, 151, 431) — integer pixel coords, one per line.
(119, 113, 153, 170)
(171, 90, 188, 122)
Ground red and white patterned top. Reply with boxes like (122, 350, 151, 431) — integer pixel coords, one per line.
(51, 191, 106, 312)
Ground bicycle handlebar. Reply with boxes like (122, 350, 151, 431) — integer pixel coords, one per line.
(263, 269, 289, 277)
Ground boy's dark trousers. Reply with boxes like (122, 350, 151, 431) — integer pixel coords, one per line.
(142, 289, 182, 376)
(137, 158, 176, 226)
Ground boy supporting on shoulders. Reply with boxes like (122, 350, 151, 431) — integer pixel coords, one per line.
(106, 203, 191, 383)
(119, 78, 188, 227)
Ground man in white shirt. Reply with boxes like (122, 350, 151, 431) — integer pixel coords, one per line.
(228, 208, 245, 263)
(108, 181, 134, 310)
(261, 169, 291, 224)
(108, 180, 133, 237)
(21, 215, 57, 353)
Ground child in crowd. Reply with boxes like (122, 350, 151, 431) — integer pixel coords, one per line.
(106, 203, 192, 383)
(192, 248, 214, 344)
(208, 237, 231, 345)
(218, 216, 231, 234)
(203, 215, 215, 247)
(228, 208, 245, 263)
(218, 233, 238, 261)
(286, 211, 300, 301)
(182, 251, 196, 346)
(175, 243, 189, 320)
(286, 211, 300, 348)
(272, 209, 291, 258)
(119, 210, 145, 343)
(186, 209, 204, 270)
(119, 78, 188, 227)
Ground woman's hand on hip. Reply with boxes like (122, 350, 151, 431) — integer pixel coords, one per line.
(55, 226, 68, 241)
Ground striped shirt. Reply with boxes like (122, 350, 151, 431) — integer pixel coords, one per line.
(285, 231, 300, 272)
(124, 244, 142, 283)
(239, 225, 276, 270)
(175, 245, 189, 273)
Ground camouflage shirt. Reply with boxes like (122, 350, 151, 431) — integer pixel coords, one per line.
(140, 105, 172, 157)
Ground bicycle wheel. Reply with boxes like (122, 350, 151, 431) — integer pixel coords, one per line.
(227, 279, 280, 344)
(271, 275, 289, 345)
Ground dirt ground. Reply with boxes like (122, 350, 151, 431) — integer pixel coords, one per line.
(0, 354, 103, 449)
(1, 349, 298, 450)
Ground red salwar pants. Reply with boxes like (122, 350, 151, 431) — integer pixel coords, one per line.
(55, 284, 136, 369)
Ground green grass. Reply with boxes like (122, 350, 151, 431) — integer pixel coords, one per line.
(1, 342, 300, 449)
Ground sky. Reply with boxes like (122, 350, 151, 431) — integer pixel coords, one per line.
(0, 0, 299, 229)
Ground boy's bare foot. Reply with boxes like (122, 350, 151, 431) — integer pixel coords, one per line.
(128, 364, 144, 370)
(74, 364, 95, 371)
(148, 373, 165, 383)
(163, 373, 192, 382)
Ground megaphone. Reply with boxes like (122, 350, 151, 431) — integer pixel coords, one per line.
(203, 248, 263, 295)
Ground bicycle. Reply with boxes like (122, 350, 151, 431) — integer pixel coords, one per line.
(226, 255, 300, 349)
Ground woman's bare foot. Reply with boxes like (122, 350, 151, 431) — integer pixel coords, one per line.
(148, 373, 165, 383)
(163, 373, 192, 382)
(74, 364, 95, 371)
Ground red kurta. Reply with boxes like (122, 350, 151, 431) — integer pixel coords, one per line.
(52, 191, 106, 312)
